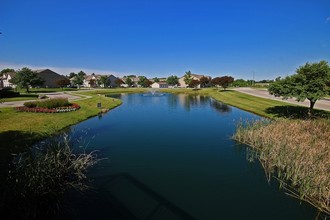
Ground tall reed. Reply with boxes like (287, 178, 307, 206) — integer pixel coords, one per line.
(233, 119, 330, 217)
(0, 134, 101, 218)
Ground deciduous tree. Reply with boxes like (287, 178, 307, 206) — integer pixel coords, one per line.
(56, 78, 70, 89)
(125, 77, 134, 87)
(189, 79, 200, 89)
(268, 60, 330, 115)
(10, 67, 44, 92)
(98, 75, 110, 87)
(166, 75, 179, 86)
(184, 71, 193, 86)
(1, 68, 15, 75)
(199, 76, 210, 88)
(218, 76, 234, 90)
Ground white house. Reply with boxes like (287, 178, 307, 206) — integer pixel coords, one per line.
(1, 72, 16, 88)
(151, 82, 169, 88)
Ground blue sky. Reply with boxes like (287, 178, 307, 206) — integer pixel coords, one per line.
(0, 0, 329, 80)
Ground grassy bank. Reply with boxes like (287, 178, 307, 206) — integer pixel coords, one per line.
(0, 92, 122, 149)
(233, 119, 330, 216)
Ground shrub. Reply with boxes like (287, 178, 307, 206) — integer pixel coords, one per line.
(23, 101, 37, 108)
(23, 98, 70, 109)
(0, 88, 20, 98)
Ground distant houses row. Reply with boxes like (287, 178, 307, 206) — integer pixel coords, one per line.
(0, 69, 68, 89)
(0, 68, 213, 89)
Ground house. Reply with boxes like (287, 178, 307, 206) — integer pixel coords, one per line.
(1, 72, 17, 88)
(121, 76, 140, 87)
(35, 69, 68, 88)
(83, 73, 100, 87)
(0, 76, 3, 89)
(109, 74, 121, 87)
(178, 74, 211, 88)
(151, 82, 169, 88)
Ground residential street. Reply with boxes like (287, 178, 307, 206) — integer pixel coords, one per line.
(233, 87, 330, 111)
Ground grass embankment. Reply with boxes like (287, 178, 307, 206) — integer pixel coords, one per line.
(234, 119, 330, 216)
(0, 92, 122, 149)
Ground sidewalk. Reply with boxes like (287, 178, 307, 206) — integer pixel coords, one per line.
(233, 87, 330, 112)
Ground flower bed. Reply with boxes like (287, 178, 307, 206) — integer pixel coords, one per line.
(16, 103, 80, 113)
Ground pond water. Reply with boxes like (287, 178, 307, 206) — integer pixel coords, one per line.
(67, 93, 315, 220)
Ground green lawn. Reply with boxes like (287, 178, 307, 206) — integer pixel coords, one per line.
(0, 92, 122, 148)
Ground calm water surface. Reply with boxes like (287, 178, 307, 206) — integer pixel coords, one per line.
(68, 93, 315, 220)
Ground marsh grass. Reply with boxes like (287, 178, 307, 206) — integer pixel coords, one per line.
(233, 119, 330, 217)
(0, 134, 101, 219)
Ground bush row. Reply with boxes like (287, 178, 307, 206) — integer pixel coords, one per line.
(16, 103, 80, 113)
(24, 98, 71, 109)
(0, 88, 20, 98)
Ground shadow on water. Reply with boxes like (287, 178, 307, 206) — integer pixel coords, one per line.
(58, 173, 196, 219)
(79, 173, 197, 220)
(0, 131, 43, 178)
(265, 106, 330, 119)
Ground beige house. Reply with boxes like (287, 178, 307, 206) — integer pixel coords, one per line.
(35, 69, 68, 88)
(83, 73, 100, 87)
(178, 74, 211, 88)
(151, 82, 169, 88)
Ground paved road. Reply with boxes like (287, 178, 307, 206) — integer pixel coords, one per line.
(0, 92, 87, 108)
(233, 87, 330, 111)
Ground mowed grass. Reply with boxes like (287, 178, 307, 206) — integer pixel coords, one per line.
(0, 92, 122, 148)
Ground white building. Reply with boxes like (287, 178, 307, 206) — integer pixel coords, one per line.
(1, 72, 16, 88)
(151, 82, 169, 88)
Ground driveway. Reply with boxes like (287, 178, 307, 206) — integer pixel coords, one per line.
(233, 87, 330, 111)
(0, 92, 86, 108)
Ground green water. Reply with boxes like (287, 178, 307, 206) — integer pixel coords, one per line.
(68, 93, 316, 220)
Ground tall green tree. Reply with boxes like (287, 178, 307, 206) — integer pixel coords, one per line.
(153, 77, 160, 82)
(125, 77, 134, 87)
(68, 72, 76, 79)
(268, 60, 330, 115)
(138, 76, 152, 88)
(9, 67, 44, 92)
(73, 70, 86, 88)
(183, 71, 193, 86)
(166, 75, 179, 86)
(98, 75, 110, 87)
(1, 68, 15, 75)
